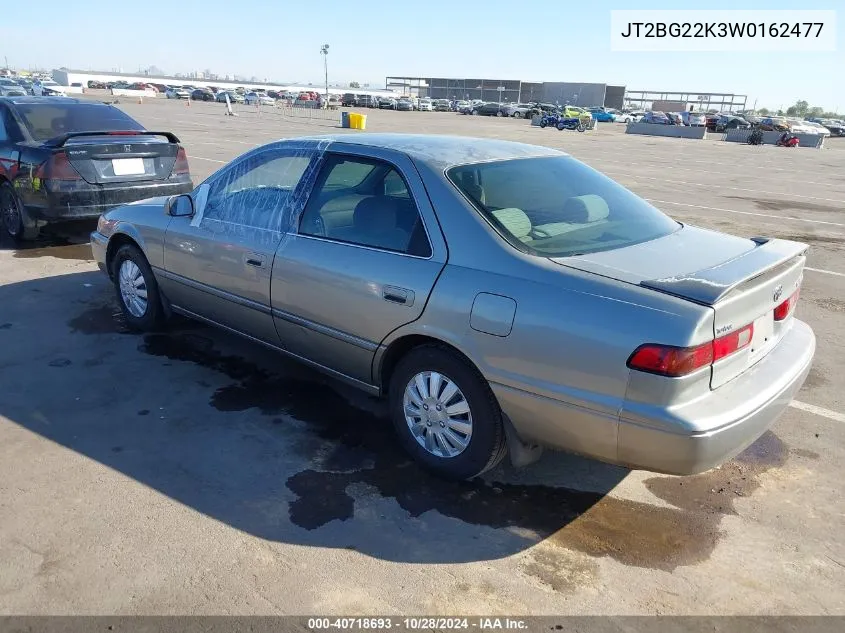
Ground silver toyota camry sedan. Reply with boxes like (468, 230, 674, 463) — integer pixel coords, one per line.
(90, 134, 816, 480)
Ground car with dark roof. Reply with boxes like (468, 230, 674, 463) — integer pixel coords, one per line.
(0, 96, 192, 240)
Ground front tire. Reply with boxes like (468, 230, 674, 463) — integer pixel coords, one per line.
(389, 345, 507, 481)
(513, 111, 523, 119)
(111, 244, 166, 332)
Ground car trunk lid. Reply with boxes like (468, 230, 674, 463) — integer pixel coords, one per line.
(45, 131, 181, 185)
(553, 224, 808, 388)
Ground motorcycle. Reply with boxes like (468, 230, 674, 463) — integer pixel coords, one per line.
(556, 117, 587, 132)
(776, 134, 800, 147)
(538, 113, 561, 128)
(746, 129, 764, 145)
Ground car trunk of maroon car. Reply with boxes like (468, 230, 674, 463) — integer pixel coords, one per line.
(552, 224, 807, 389)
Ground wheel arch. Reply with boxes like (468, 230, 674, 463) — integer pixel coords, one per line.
(376, 332, 481, 396)
(105, 232, 144, 278)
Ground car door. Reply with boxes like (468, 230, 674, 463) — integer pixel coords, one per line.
(270, 147, 447, 386)
(161, 144, 318, 345)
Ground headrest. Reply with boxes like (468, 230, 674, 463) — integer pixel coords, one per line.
(492, 207, 532, 239)
(561, 195, 610, 223)
(354, 197, 399, 233)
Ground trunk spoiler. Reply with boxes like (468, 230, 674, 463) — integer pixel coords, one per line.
(44, 130, 181, 148)
(640, 237, 808, 305)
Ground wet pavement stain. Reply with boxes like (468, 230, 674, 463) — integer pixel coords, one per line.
(134, 331, 764, 571)
(790, 448, 820, 461)
(67, 303, 131, 335)
(803, 366, 829, 390)
(644, 431, 787, 515)
(727, 196, 843, 215)
(13, 243, 94, 261)
(773, 233, 844, 249)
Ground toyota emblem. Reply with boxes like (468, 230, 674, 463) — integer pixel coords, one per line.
(773, 284, 783, 303)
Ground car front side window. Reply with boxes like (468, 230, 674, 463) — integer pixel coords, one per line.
(201, 150, 314, 232)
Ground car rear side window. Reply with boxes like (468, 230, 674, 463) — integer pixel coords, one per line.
(448, 156, 680, 258)
(15, 104, 144, 141)
(299, 155, 431, 257)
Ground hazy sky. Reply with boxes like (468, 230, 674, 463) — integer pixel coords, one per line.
(3, 0, 842, 110)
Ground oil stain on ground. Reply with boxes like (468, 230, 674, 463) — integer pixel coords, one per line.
(726, 196, 842, 215)
(134, 331, 792, 572)
(67, 303, 131, 335)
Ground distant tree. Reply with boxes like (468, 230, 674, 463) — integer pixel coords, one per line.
(807, 106, 825, 118)
(349, 81, 360, 88)
(785, 99, 809, 116)
(776, 109, 785, 116)
(757, 107, 770, 115)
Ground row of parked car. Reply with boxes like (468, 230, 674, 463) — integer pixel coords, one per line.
(630, 109, 843, 136)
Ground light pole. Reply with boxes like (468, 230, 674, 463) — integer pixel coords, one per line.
(320, 44, 329, 102)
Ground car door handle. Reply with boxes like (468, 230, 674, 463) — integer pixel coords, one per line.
(245, 255, 265, 268)
(383, 286, 414, 306)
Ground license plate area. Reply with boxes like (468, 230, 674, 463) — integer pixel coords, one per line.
(748, 312, 775, 364)
(112, 158, 145, 176)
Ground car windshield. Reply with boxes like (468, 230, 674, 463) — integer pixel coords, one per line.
(16, 103, 144, 141)
(447, 156, 680, 258)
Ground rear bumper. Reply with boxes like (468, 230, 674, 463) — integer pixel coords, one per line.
(24, 180, 192, 223)
(495, 319, 815, 475)
(617, 319, 815, 474)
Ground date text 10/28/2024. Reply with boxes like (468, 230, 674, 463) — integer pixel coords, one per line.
(308, 618, 528, 630)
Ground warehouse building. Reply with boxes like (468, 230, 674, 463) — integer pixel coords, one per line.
(386, 76, 627, 109)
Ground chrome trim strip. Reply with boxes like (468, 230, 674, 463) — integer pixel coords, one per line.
(170, 305, 380, 396)
(271, 306, 379, 352)
(157, 268, 271, 315)
(291, 232, 433, 261)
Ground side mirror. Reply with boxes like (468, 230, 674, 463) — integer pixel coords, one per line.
(166, 194, 194, 217)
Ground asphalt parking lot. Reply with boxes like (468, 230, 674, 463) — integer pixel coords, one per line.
(1, 96, 844, 615)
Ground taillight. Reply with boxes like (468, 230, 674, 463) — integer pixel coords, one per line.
(173, 147, 190, 175)
(774, 289, 799, 321)
(628, 323, 754, 378)
(35, 151, 82, 181)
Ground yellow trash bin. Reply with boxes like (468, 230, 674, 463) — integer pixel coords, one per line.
(356, 113, 367, 130)
(348, 112, 361, 129)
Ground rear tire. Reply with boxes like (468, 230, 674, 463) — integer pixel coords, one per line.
(111, 244, 166, 332)
(539, 120, 547, 128)
(0, 181, 39, 241)
(389, 345, 507, 481)
(513, 111, 523, 119)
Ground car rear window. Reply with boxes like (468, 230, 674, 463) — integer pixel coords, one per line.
(447, 156, 680, 258)
(15, 103, 144, 141)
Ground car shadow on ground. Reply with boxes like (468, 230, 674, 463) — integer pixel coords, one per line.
(0, 270, 789, 569)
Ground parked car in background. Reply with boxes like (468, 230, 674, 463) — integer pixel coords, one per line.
(818, 119, 844, 136)
(666, 112, 684, 125)
(759, 117, 789, 132)
(716, 115, 751, 131)
(790, 119, 826, 135)
(0, 96, 192, 240)
(378, 97, 397, 110)
(245, 92, 275, 106)
(589, 107, 617, 122)
(680, 111, 707, 126)
(0, 78, 27, 97)
(433, 99, 451, 112)
(470, 102, 504, 116)
(86, 80, 106, 89)
(190, 88, 215, 101)
(31, 80, 66, 97)
(617, 111, 643, 123)
(216, 91, 244, 104)
(418, 98, 433, 112)
(341, 93, 358, 107)
(326, 95, 340, 110)
(396, 98, 414, 111)
(641, 111, 671, 124)
(88, 133, 815, 482)
(165, 87, 191, 99)
(500, 103, 532, 118)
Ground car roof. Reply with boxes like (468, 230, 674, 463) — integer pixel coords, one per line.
(291, 133, 565, 170)
(0, 96, 90, 106)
